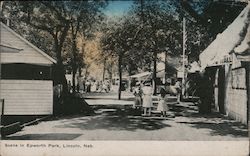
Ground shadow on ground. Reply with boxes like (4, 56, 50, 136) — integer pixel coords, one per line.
(172, 103, 248, 138)
(55, 108, 171, 131)
(177, 120, 248, 138)
(4, 133, 82, 140)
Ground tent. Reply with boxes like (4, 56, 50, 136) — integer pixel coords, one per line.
(199, 3, 250, 70)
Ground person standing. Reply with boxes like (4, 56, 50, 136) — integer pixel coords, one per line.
(157, 88, 168, 118)
(142, 82, 153, 116)
(95, 81, 100, 92)
(86, 80, 91, 93)
(82, 79, 86, 92)
(68, 80, 72, 93)
(174, 80, 182, 103)
(98, 81, 103, 92)
(133, 84, 142, 109)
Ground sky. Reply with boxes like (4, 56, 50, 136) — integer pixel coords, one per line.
(103, 1, 134, 17)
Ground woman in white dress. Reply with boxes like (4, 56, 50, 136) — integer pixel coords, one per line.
(142, 83, 153, 116)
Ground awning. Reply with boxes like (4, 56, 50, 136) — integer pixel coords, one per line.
(188, 61, 201, 73)
(199, 3, 250, 70)
(130, 72, 151, 78)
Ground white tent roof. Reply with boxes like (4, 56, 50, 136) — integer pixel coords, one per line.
(199, 3, 250, 70)
(188, 61, 201, 73)
(130, 72, 151, 78)
(234, 22, 250, 55)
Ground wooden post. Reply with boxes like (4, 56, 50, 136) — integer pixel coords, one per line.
(246, 63, 250, 125)
(0, 99, 4, 126)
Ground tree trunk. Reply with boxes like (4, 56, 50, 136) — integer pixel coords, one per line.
(103, 58, 106, 81)
(53, 39, 68, 96)
(118, 56, 122, 100)
(78, 67, 82, 77)
(52, 22, 70, 96)
(72, 39, 77, 94)
(72, 66, 77, 94)
(153, 51, 157, 95)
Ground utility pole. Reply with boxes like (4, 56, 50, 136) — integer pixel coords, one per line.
(182, 17, 187, 97)
(164, 49, 168, 88)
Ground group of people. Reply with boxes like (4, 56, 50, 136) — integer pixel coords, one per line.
(94, 80, 111, 93)
(67, 79, 111, 93)
(133, 81, 181, 117)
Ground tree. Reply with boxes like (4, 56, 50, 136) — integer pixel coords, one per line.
(66, 1, 106, 93)
(101, 19, 124, 100)
(3, 1, 107, 95)
(3, 1, 72, 94)
(100, 0, 184, 98)
(180, 0, 247, 62)
(130, 1, 182, 94)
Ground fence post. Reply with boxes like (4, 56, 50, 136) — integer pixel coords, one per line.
(0, 99, 4, 139)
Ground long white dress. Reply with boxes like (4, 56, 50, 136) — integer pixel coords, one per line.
(142, 86, 153, 108)
(157, 96, 169, 111)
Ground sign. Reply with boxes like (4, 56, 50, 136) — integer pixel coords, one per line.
(211, 55, 233, 66)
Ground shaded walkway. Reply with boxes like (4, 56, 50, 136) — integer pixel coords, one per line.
(4, 102, 248, 140)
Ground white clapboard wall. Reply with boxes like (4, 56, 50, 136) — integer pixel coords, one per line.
(0, 80, 53, 115)
(0, 22, 56, 65)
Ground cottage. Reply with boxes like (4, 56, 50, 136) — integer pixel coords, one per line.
(199, 3, 250, 124)
(0, 22, 56, 124)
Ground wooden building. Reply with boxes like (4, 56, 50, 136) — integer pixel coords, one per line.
(0, 22, 56, 124)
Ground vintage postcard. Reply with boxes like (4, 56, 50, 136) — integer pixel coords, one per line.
(0, 0, 249, 156)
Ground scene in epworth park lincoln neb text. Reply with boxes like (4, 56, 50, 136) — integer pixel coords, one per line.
(0, 0, 249, 140)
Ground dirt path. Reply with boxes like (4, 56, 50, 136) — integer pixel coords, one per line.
(5, 102, 248, 140)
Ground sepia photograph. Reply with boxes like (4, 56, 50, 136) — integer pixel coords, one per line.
(0, 0, 249, 155)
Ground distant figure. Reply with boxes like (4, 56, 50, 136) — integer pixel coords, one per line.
(98, 81, 103, 92)
(102, 82, 108, 93)
(86, 80, 91, 92)
(174, 81, 182, 102)
(142, 83, 153, 116)
(95, 81, 100, 92)
(133, 84, 142, 109)
(76, 82, 80, 93)
(82, 79, 86, 92)
(106, 80, 111, 91)
(157, 88, 168, 118)
(68, 80, 72, 93)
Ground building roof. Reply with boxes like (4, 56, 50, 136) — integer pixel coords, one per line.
(130, 72, 151, 78)
(234, 21, 250, 55)
(0, 22, 56, 65)
(199, 3, 250, 70)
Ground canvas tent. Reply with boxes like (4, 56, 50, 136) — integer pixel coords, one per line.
(199, 3, 250, 124)
(199, 3, 250, 69)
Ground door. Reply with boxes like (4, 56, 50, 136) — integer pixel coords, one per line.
(218, 66, 226, 114)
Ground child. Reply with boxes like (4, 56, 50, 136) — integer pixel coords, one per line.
(157, 88, 168, 118)
(133, 85, 142, 109)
